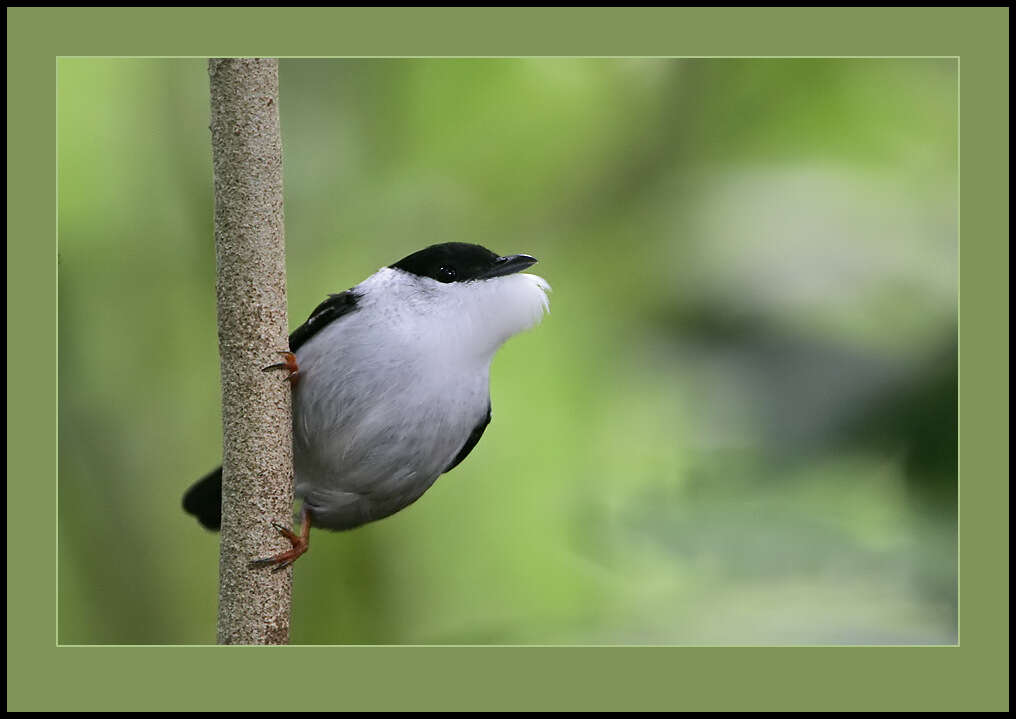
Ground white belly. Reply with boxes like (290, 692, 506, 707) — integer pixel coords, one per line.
(290, 315, 491, 530)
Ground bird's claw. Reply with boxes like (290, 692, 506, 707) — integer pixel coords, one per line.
(247, 555, 297, 573)
(271, 521, 299, 543)
(262, 351, 299, 383)
(248, 510, 312, 572)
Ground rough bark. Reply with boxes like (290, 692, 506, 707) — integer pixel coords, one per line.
(208, 58, 293, 645)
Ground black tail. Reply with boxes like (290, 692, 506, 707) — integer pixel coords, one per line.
(183, 467, 223, 530)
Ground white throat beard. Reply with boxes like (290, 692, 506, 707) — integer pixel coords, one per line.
(434, 271, 551, 362)
(359, 267, 551, 365)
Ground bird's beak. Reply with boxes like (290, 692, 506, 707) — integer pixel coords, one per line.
(479, 254, 538, 279)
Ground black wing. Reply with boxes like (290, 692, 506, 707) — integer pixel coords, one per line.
(183, 290, 360, 531)
(443, 404, 492, 473)
(289, 290, 360, 352)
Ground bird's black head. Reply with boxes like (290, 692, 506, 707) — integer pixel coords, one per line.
(390, 243, 537, 284)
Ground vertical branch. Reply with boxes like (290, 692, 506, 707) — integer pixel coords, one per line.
(208, 58, 293, 645)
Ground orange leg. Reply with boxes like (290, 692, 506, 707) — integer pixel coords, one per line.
(262, 351, 300, 385)
(248, 507, 312, 572)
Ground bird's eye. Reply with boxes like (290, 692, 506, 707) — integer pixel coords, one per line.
(437, 266, 457, 283)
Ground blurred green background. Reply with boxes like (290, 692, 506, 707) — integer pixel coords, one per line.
(58, 58, 957, 645)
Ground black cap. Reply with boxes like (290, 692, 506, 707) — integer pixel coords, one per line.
(391, 243, 537, 284)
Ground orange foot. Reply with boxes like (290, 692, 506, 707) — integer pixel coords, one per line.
(262, 351, 300, 385)
(248, 509, 312, 572)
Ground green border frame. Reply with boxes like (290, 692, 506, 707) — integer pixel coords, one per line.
(8, 7, 1008, 711)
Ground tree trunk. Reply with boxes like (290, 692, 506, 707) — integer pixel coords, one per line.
(208, 57, 294, 645)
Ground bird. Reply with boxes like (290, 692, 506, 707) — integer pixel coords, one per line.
(182, 242, 550, 570)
